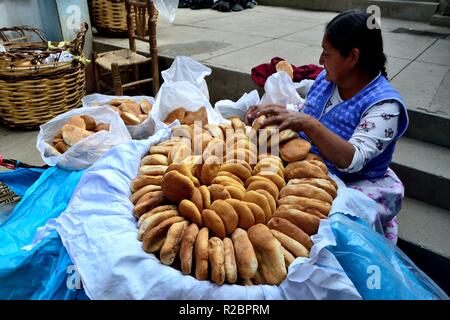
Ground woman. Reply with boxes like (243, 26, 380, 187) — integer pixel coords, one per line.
(246, 10, 409, 244)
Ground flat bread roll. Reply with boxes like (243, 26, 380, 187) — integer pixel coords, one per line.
(160, 221, 189, 265)
(210, 200, 238, 235)
(247, 224, 286, 285)
(142, 216, 185, 253)
(231, 228, 258, 279)
(223, 238, 237, 284)
(208, 237, 226, 285)
(201, 209, 226, 239)
(194, 227, 209, 280)
(270, 229, 309, 258)
(277, 196, 331, 216)
(62, 124, 92, 146)
(287, 178, 337, 198)
(267, 217, 312, 250)
(180, 223, 199, 275)
(280, 184, 333, 204)
(273, 206, 320, 235)
(161, 170, 195, 203)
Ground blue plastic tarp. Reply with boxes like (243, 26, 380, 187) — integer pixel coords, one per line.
(0, 166, 85, 300)
(327, 213, 448, 300)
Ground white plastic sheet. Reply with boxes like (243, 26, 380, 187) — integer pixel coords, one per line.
(55, 130, 361, 300)
(82, 93, 156, 140)
(215, 90, 261, 121)
(161, 56, 212, 101)
(153, 0, 179, 23)
(36, 106, 131, 171)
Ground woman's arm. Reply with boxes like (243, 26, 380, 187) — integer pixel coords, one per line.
(252, 105, 355, 169)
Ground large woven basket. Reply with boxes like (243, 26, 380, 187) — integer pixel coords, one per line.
(0, 23, 89, 129)
(88, 0, 157, 35)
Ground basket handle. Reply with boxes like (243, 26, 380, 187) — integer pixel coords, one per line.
(66, 22, 89, 56)
(0, 26, 47, 43)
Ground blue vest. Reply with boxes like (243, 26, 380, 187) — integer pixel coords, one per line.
(300, 70, 409, 182)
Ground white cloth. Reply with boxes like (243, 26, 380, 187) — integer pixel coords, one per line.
(322, 87, 401, 173)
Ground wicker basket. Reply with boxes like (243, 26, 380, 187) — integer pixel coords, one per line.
(0, 23, 88, 129)
(88, 0, 157, 36)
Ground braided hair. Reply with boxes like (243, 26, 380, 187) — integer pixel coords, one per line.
(325, 10, 388, 79)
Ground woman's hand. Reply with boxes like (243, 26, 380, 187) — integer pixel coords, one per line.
(257, 106, 313, 132)
(244, 104, 287, 126)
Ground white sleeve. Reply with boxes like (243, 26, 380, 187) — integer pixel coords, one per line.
(338, 100, 401, 173)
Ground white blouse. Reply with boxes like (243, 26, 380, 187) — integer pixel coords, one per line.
(322, 87, 401, 173)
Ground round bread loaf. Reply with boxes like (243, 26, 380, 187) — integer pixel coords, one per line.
(279, 138, 311, 162)
(161, 170, 195, 203)
(201, 209, 226, 239)
(194, 227, 209, 280)
(208, 237, 226, 285)
(223, 238, 237, 284)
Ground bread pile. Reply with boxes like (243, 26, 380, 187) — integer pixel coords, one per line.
(130, 116, 337, 286)
(48, 115, 110, 156)
(106, 98, 153, 125)
(163, 106, 208, 126)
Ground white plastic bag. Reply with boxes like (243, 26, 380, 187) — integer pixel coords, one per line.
(261, 72, 304, 106)
(151, 81, 227, 131)
(54, 132, 361, 300)
(215, 90, 261, 121)
(82, 94, 156, 140)
(161, 56, 212, 101)
(153, 0, 179, 23)
(294, 79, 315, 99)
(36, 106, 131, 170)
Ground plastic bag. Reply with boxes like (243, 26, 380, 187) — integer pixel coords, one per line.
(54, 128, 361, 300)
(151, 81, 227, 131)
(82, 93, 157, 140)
(161, 56, 212, 100)
(260, 72, 304, 106)
(215, 90, 261, 121)
(154, 0, 179, 23)
(37, 106, 132, 170)
(294, 79, 315, 99)
(0, 167, 84, 299)
(327, 212, 448, 300)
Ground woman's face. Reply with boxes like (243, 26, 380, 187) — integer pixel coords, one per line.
(319, 34, 352, 84)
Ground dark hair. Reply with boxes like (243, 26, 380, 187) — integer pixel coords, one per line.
(325, 10, 388, 78)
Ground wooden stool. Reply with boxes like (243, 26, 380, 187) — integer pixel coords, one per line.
(93, 0, 159, 96)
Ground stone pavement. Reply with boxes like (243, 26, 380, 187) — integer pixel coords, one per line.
(1, 5, 449, 262)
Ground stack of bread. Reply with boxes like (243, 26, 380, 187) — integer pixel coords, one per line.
(48, 115, 110, 156)
(163, 106, 208, 126)
(105, 98, 153, 126)
(131, 115, 337, 286)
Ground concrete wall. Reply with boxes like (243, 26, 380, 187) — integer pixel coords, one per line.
(0, 0, 63, 40)
(257, 0, 367, 12)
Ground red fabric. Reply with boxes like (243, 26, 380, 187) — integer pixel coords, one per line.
(0, 154, 15, 170)
(251, 57, 324, 87)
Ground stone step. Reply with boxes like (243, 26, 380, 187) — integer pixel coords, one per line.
(391, 137, 450, 211)
(431, 14, 450, 27)
(404, 109, 450, 148)
(368, 0, 439, 22)
(397, 197, 450, 260)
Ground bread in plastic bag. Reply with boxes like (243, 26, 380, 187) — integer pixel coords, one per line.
(151, 81, 227, 131)
(82, 93, 156, 140)
(37, 106, 131, 170)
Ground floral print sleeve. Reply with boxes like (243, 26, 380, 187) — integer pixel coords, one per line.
(339, 100, 401, 173)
